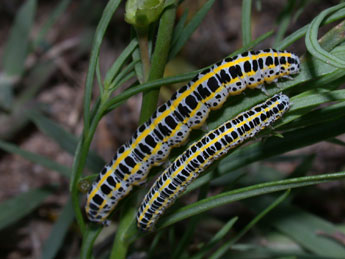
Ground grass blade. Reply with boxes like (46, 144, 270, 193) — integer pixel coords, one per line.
(276, 7, 345, 50)
(104, 39, 138, 87)
(191, 217, 238, 259)
(28, 112, 105, 172)
(83, 0, 122, 128)
(0, 140, 70, 178)
(305, 3, 345, 69)
(168, 0, 216, 60)
(210, 190, 290, 259)
(41, 198, 74, 259)
(0, 0, 36, 110)
(2, 0, 36, 76)
(0, 188, 52, 231)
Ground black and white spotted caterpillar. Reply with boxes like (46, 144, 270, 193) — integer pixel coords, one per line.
(85, 49, 300, 224)
(137, 93, 291, 231)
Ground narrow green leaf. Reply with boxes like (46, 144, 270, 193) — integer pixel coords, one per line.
(83, 0, 122, 129)
(41, 198, 74, 259)
(28, 112, 105, 172)
(250, 201, 345, 257)
(80, 225, 103, 259)
(158, 172, 345, 229)
(241, 0, 252, 46)
(191, 217, 238, 259)
(210, 190, 290, 259)
(171, 8, 188, 47)
(0, 188, 52, 231)
(305, 3, 345, 69)
(273, 0, 295, 48)
(34, 0, 71, 48)
(276, 7, 345, 50)
(0, 0, 36, 110)
(104, 39, 138, 87)
(168, 0, 216, 60)
(2, 0, 36, 76)
(0, 140, 70, 178)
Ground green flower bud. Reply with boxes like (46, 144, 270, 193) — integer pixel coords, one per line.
(125, 0, 165, 28)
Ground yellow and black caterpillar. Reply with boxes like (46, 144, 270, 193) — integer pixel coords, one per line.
(85, 49, 300, 224)
(137, 93, 291, 231)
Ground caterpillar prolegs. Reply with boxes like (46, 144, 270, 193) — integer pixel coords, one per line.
(85, 49, 300, 224)
(137, 93, 291, 231)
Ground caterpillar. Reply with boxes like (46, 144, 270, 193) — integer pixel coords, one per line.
(86, 49, 300, 224)
(137, 93, 291, 231)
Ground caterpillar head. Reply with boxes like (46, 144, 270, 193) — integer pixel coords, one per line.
(280, 51, 301, 76)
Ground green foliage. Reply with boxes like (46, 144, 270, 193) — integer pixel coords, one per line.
(1, 1, 345, 258)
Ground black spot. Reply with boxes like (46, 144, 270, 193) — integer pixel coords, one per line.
(252, 59, 258, 71)
(101, 184, 112, 195)
(185, 95, 198, 110)
(258, 58, 264, 69)
(118, 146, 125, 153)
(133, 148, 145, 160)
(201, 68, 211, 74)
(197, 84, 211, 98)
(178, 103, 191, 117)
(119, 163, 130, 175)
(260, 113, 267, 121)
(158, 104, 167, 113)
(243, 61, 251, 73)
(274, 57, 279, 66)
(165, 115, 178, 130)
(125, 156, 136, 168)
(139, 143, 151, 154)
(207, 76, 220, 92)
(153, 129, 164, 140)
(158, 123, 171, 136)
(89, 203, 98, 210)
(138, 125, 146, 132)
(215, 142, 222, 150)
(93, 194, 103, 205)
(244, 123, 250, 131)
(231, 131, 238, 139)
(265, 56, 273, 66)
(178, 85, 188, 94)
(229, 65, 239, 78)
(220, 69, 231, 83)
(225, 135, 232, 143)
(145, 135, 156, 148)
(197, 155, 204, 163)
(107, 177, 116, 187)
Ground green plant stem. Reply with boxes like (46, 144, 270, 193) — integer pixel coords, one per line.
(136, 27, 151, 83)
(70, 93, 110, 234)
(139, 3, 177, 124)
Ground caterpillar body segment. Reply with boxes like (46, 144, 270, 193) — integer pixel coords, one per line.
(85, 49, 300, 224)
(137, 93, 291, 231)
